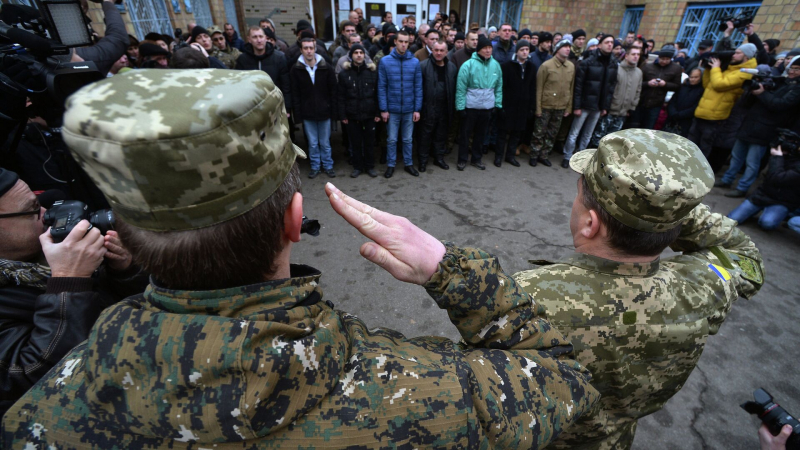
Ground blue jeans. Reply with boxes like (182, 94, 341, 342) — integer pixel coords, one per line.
(563, 110, 601, 160)
(304, 119, 333, 171)
(721, 139, 767, 192)
(728, 199, 789, 230)
(387, 112, 414, 167)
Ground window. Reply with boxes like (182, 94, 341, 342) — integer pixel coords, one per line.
(488, 0, 523, 30)
(223, 0, 239, 31)
(127, 0, 172, 39)
(619, 6, 644, 39)
(676, 2, 761, 56)
(188, 0, 214, 28)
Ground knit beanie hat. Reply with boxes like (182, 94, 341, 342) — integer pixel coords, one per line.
(613, 39, 622, 49)
(562, 33, 573, 43)
(454, 32, 465, 42)
(348, 43, 366, 59)
(296, 19, 312, 32)
(599, 34, 615, 45)
(477, 35, 493, 51)
(585, 38, 599, 48)
(738, 43, 757, 59)
(515, 39, 531, 52)
(554, 38, 572, 53)
(518, 28, 533, 39)
(764, 39, 780, 52)
(571, 29, 586, 39)
(538, 32, 553, 43)
(487, 26, 497, 33)
(191, 26, 210, 42)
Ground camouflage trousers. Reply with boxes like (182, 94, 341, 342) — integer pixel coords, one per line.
(549, 416, 638, 450)
(531, 109, 565, 160)
(589, 114, 626, 148)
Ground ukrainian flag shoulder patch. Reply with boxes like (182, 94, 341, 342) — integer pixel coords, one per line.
(708, 263, 731, 282)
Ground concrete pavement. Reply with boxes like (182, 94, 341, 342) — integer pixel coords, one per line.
(292, 144, 800, 450)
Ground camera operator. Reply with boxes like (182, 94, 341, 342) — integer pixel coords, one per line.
(688, 36, 757, 157)
(67, 0, 129, 76)
(0, 169, 147, 417)
(727, 141, 800, 229)
(716, 56, 800, 198)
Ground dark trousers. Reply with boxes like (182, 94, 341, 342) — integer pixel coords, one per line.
(521, 117, 535, 146)
(347, 119, 376, 170)
(688, 118, 721, 157)
(496, 129, 520, 160)
(419, 114, 448, 164)
(641, 106, 662, 130)
(459, 109, 492, 163)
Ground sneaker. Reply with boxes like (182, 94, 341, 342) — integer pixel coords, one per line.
(325, 169, 336, 178)
(457, 161, 466, 171)
(308, 169, 320, 179)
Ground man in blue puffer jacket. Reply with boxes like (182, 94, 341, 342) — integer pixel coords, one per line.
(378, 30, 423, 178)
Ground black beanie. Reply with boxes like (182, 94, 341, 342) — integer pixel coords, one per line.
(454, 32, 465, 42)
(599, 34, 615, 45)
(571, 29, 586, 39)
(515, 39, 531, 52)
(538, 32, 553, 43)
(349, 43, 366, 59)
(296, 19, 312, 32)
(264, 27, 276, 40)
(518, 28, 533, 39)
(0, 168, 19, 198)
(191, 26, 210, 42)
(477, 35, 492, 51)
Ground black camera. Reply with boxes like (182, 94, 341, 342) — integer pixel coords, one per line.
(699, 50, 736, 70)
(718, 13, 755, 32)
(174, 28, 183, 39)
(741, 68, 782, 91)
(741, 388, 800, 449)
(301, 215, 320, 236)
(770, 128, 800, 155)
(43, 200, 115, 243)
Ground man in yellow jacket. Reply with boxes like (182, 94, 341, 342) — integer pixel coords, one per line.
(688, 42, 757, 157)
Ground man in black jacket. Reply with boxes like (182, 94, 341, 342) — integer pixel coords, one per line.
(638, 45, 683, 129)
(419, 41, 457, 171)
(495, 40, 535, 167)
(716, 57, 800, 198)
(291, 38, 338, 179)
(562, 34, 618, 168)
(337, 44, 380, 178)
(0, 169, 146, 417)
(236, 26, 292, 112)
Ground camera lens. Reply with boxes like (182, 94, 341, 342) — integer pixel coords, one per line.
(89, 209, 115, 234)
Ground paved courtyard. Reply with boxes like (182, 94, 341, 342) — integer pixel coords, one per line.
(291, 139, 800, 450)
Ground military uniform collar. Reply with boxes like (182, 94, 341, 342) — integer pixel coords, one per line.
(534, 252, 660, 277)
(142, 264, 327, 320)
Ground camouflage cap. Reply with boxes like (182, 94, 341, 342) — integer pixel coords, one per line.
(63, 69, 305, 232)
(208, 25, 223, 36)
(569, 129, 714, 232)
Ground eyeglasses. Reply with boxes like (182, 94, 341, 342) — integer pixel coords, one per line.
(0, 208, 41, 219)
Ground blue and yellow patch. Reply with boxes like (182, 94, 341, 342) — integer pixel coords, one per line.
(708, 264, 731, 282)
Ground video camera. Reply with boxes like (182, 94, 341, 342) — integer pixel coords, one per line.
(43, 200, 115, 243)
(717, 12, 755, 32)
(699, 50, 736, 70)
(741, 388, 800, 449)
(0, 0, 104, 129)
(770, 129, 800, 155)
(741, 68, 782, 91)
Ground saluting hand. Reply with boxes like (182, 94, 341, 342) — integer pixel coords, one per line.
(325, 183, 446, 285)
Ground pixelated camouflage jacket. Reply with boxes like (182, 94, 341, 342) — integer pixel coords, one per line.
(513, 205, 764, 450)
(2, 244, 600, 449)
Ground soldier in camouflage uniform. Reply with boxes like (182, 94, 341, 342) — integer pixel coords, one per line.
(209, 26, 241, 69)
(2, 69, 600, 449)
(530, 38, 574, 167)
(514, 129, 765, 450)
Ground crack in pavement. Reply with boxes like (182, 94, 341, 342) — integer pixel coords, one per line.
(305, 195, 574, 250)
(688, 364, 710, 450)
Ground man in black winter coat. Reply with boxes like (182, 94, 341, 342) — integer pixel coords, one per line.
(562, 35, 618, 167)
(419, 42, 457, 171)
(0, 169, 147, 417)
(291, 38, 338, 179)
(337, 44, 380, 178)
(286, 29, 333, 66)
(716, 58, 800, 198)
(666, 68, 704, 137)
(495, 40, 536, 167)
(236, 26, 292, 112)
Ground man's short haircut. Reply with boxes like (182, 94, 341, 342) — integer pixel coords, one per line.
(432, 41, 447, 49)
(300, 37, 316, 46)
(626, 31, 635, 35)
(405, 15, 415, 21)
(117, 164, 301, 290)
(500, 23, 512, 30)
(425, 29, 440, 38)
(348, 33, 360, 43)
(467, 30, 479, 40)
(580, 176, 681, 257)
(170, 47, 210, 69)
(341, 20, 355, 31)
(397, 30, 410, 38)
(248, 25, 264, 37)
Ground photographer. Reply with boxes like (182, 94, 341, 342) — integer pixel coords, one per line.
(0, 169, 147, 417)
(68, 0, 129, 76)
(727, 142, 800, 230)
(716, 56, 800, 198)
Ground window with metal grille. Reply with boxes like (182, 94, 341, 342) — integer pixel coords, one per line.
(619, 6, 644, 39)
(188, 0, 214, 28)
(223, 0, 239, 31)
(487, 0, 523, 29)
(676, 2, 761, 56)
(127, 0, 172, 39)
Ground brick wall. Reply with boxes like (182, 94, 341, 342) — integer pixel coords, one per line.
(518, 0, 799, 51)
